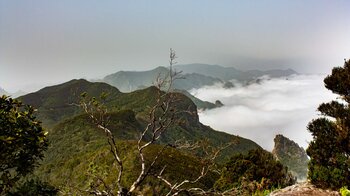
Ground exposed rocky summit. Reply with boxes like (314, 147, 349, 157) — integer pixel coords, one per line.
(215, 100, 224, 107)
(270, 182, 340, 196)
(272, 134, 309, 181)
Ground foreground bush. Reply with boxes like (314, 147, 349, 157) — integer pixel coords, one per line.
(0, 96, 48, 193)
(340, 187, 350, 196)
(214, 148, 295, 194)
(8, 179, 58, 196)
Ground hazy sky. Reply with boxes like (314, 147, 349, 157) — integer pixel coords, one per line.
(1, 0, 350, 92)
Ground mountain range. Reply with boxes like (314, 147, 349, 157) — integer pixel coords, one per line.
(174, 63, 298, 81)
(101, 64, 297, 92)
(16, 78, 262, 193)
(12, 64, 301, 193)
(18, 79, 260, 154)
(102, 66, 222, 92)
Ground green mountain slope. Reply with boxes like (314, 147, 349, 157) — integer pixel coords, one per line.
(18, 78, 259, 154)
(34, 108, 259, 194)
(17, 79, 216, 127)
(19, 79, 261, 193)
(36, 111, 218, 194)
(173, 89, 219, 110)
(18, 79, 121, 127)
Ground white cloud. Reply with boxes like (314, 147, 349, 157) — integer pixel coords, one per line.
(190, 75, 337, 150)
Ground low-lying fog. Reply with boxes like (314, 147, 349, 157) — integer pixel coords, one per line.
(190, 74, 337, 150)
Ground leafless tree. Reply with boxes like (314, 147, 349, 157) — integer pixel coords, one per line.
(80, 49, 232, 196)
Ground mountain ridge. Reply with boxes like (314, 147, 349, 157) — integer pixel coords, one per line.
(100, 64, 297, 95)
(23, 78, 263, 193)
(102, 66, 222, 92)
(18, 79, 261, 158)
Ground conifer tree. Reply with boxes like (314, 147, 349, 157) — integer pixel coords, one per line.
(307, 59, 350, 189)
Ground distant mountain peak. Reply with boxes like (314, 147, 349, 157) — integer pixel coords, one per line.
(18, 79, 121, 126)
(0, 87, 8, 95)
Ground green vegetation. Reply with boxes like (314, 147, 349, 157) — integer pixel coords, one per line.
(214, 149, 295, 195)
(16, 77, 260, 194)
(34, 109, 218, 194)
(18, 79, 121, 127)
(8, 178, 58, 196)
(307, 59, 350, 189)
(173, 89, 218, 110)
(19, 80, 261, 161)
(0, 95, 48, 194)
(340, 187, 350, 196)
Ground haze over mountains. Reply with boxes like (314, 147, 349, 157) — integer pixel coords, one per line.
(17, 78, 262, 190)
(0, 86, 27, 98)
(16, 63, 301, 149)
(8, 62, 318, 192)
(101, 63, 297, 92)
(175, 64, 298, 81)
(2, 1, 349, 194)
(0, 87, 8, 95)
(18, 78, 261, 152)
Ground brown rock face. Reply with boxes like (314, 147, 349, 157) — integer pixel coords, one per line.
(272, 134, 309, 181)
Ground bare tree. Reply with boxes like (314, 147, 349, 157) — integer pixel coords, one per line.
(80, 49, 232, 196)
(155, 139, 233, 196)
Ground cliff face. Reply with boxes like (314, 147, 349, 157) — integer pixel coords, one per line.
(272, 134, 309, 181)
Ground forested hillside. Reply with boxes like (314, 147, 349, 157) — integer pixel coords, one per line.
(15, 79, 262, 194)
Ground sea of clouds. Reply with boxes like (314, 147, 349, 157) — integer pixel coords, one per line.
(190, 74, 337, 150)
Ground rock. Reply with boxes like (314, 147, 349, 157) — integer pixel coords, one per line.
(215, 100, 224, 107)
(223, 81, 235, 89)
(272, 134, 308, 181)
(270, 182, 340, 196)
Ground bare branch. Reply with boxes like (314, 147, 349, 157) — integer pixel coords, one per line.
(79, 49, 234, 196)
(79, 95, 124, 194)
(154, 140, 236, 196)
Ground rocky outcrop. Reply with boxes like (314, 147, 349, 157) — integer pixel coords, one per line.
(215, 100, 224, 107)
(270, 182, 340, 196)
(272, 134, 309, 181)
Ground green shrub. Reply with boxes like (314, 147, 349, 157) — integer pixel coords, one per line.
(340, 187, 350, 196)
(8, 179, 58, 196)
(214, 149, 295, 194)
(0, 96, 48, 193)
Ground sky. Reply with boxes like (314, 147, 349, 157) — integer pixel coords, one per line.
(1, 0, 350, 92)
(190, 74, 337, 150)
